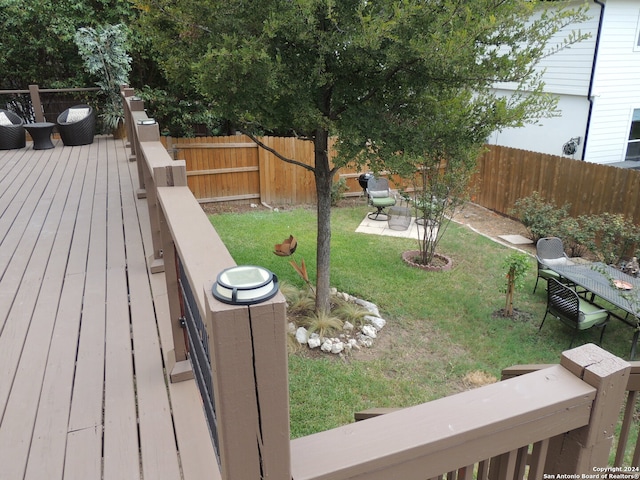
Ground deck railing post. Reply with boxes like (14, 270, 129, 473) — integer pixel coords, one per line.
(204, 286, 291, 480)
(156, 165, 190, 378)
(121, 86, 134, 148)
(123, 90, 145, 163)
(545, 344, 630, 473)
(136, 122, 166, 273)
(28, 85, 44, 122)
(129, 101, 148, 196)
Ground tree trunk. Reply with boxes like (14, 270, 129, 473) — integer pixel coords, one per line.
(505, 270, 515, 317)
(314, 129, 333, 315)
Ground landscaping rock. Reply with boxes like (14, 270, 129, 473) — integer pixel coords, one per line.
(361, 325, 377, 338)
(356, 334, 374, 348)
(331, 341, 345, 354)
(321, 339, 333, 352)
(296, 327, 308, 344)
(353, 298, 380, 317)
(367, 315, 386, 331)
(308, 333, 321, 349)
(287, 291, 386, 355)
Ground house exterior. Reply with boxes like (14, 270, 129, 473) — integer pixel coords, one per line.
(487, 0, 640, 166)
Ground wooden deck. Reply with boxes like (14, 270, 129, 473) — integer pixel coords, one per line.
(0, 136, 219, 480)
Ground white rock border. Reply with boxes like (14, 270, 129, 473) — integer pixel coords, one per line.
(290, 289, 386, 355)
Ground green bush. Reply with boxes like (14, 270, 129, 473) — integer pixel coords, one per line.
(556, 216, 593, 258)
(511, 192, 570, 242)
(582, 213, 640, 265)
(331, 178, 349, 206)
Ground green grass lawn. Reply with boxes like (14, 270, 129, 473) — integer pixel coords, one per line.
(208, 204, 637, 438)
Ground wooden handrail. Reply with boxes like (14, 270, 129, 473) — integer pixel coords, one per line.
(124, 89, 291, 479)
(293, 366, 593, 479)
(504, 361, 640, 468)
(0, 87, 100, 94)
(292, 345, 629, 479)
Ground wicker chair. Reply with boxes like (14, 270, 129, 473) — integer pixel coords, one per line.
(57, 105, 96, 146)
(0, 109, 26, 150)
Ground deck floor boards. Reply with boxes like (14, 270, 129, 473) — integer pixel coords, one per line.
(0, 136, 220, 480)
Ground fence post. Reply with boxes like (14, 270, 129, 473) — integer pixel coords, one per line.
(545, 344, 630, 473)
(204, 287, 291, 480)
(28, 85, 45, 122)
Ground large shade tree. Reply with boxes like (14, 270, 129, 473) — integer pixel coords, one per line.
(137, 0, 588, 314)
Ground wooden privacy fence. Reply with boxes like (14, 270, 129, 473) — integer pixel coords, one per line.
(161, 136, 640, 225)
(162, 135, 317, 205)
(125, 89, 640, 479)
(471, 145, 640, 224)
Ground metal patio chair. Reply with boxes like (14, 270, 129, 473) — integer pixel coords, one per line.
(539, 278, 610, 348)
(533, 236, 573, 293)
(366, 177, 396, 221)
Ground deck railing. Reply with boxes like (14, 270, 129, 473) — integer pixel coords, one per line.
(503, 361, 640, 468)
(0, 84, 101, 123)
(123, 88, 637, 480)
(122, 88, 291, 479)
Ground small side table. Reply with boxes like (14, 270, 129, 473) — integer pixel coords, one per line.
(388, 206, 412, 231)
(25, 122, 55, 150)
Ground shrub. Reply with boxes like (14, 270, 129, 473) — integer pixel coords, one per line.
(511, 192, 570, 242)
(299, 310, 344, 338)
(583, 213, 640, 265)
(331, 178, 349, 206)
(556, 216, 593, 258)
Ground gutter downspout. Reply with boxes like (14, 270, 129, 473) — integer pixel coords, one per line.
(582, 0, 606, 161)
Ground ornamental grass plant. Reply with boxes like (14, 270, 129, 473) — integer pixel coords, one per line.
(209, 204, 636, 438)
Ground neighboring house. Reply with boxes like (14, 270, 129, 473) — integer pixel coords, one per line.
(487, 0, 640, 166)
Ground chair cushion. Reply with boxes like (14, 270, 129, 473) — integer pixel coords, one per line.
(65, 108, 90, 123)
(577, 300, 609, 329)
(0, 112, 12, 126)
(539, 269, 560, 279)
(369, 190, 390, 198)
(542, 257, 574, 267)
(371, 197, 396, 207)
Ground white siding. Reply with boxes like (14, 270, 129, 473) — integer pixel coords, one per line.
(584, 0, 640, 163)
(534, 3, 600, 96)
(487, 92, 591, 157)
(488, 0, 640, 164)
(494, 1, 600, 96)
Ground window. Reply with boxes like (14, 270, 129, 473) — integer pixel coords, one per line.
(636, 14, 640, 51)
(625, 109, 640, 161)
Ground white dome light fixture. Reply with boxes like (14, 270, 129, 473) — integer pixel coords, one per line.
(212, 265, 279, 305)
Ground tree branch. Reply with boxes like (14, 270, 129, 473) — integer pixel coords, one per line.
(241, 130, 316, 173)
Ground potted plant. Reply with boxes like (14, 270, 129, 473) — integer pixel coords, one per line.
(75, 23, 132, 137)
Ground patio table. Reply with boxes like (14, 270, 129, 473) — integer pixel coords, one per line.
(549, 262, 640, 358)
(24, 122, 55, 150)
